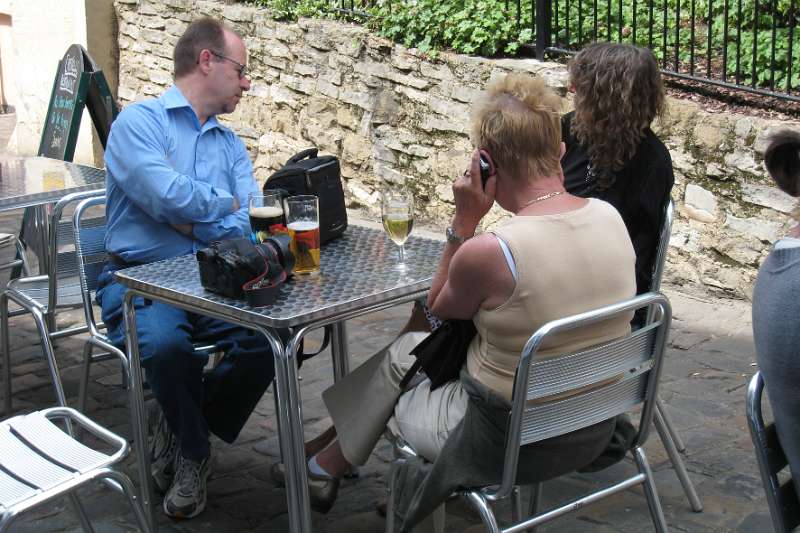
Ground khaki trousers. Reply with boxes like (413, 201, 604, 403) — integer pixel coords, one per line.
(322, 331, 469, 533)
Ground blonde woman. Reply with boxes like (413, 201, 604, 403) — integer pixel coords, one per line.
(274, 74, 637, 530)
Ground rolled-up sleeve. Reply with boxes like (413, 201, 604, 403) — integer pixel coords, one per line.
(193, 138, 258, 243)
(105, 105, 235, 225)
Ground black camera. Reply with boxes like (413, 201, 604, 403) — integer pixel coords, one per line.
(196, 235, 295, 306)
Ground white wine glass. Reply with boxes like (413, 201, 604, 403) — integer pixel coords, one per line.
(381, 188, 414, 271)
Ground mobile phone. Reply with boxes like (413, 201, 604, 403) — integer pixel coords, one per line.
(479, 154, 491, 189)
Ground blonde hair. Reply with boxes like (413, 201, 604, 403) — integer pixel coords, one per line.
(470, 74, 563, 179)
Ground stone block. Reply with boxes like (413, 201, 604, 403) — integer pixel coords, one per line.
(223, 4, 253, 22)
(294, 63, 317, 77)
(734, 117, 755, 141)
(428, 97, 469, 122)
(276, 25, 301, 43)
(140, 16, 165, 30)
(372, 90, 399, 124)
(340, 89, 374, 112)
(694, 122, 725, 151)
(420, 115, 468, 135)
(724, 214, 782, 243)
(317, 79, 340, 99)
(336, 107, 361, 131)
(149, 69, 173, 86)
(741, 182, 796, 214)
(270, 85, 299, 109)
(450, 84, 482, 104)
(141, 28, 167, 44)
(343, 134, 373, 165)
(391, 49, 419, 71)
(420, 62, 453, 81)
(165, 18, 188, 37)
(280, 73, 315, 95)
(265, 40, 293, 60)
(684, 184, 718, 223)
(395, 85, 428, 105)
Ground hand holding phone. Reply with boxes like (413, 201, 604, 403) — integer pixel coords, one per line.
(478, 151, 494, 190)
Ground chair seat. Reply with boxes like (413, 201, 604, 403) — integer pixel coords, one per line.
(6, 275, 84, 310)
(0, 412, 114, 511)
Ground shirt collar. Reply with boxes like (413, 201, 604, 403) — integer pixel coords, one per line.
(161, 85, 224, 132)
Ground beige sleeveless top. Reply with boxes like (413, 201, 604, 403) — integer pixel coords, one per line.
(466, 199, 637, 401)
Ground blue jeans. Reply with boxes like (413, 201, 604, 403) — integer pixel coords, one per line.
(96, 264, 276, 461)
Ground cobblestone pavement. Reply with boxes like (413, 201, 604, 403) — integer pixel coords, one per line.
(0, 211, 767, 532)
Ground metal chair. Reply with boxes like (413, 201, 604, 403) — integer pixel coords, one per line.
(649, 199, 703, 512)
(747, 371, 800, 533)
(1, 189, 105, 413)
(0, 406, 151, 532)
(386, 292, 672, 533)
(71, 195, 221, 415)
(0, 232, 30, 279)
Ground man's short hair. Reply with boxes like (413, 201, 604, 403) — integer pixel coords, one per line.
(173, 17, 229, 79)
(470, 74, 562, 179)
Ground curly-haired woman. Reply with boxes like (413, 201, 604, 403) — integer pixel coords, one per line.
(562, 42, 674, 295)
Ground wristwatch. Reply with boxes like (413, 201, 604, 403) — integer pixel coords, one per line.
(445, 226, 468, 245)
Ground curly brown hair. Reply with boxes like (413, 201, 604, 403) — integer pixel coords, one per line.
(568, 43, 665, 178)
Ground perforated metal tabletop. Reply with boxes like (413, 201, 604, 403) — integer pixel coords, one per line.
(0, 156, 105, 211)
(113, 224, 442, 328)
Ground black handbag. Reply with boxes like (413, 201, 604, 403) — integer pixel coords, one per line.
(263, 148, 348, 244)
(399, 320, 477, 391)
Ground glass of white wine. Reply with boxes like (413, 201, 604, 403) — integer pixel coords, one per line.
(381, 188, 414, 271)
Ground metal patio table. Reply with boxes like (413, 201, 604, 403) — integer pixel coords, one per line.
(0, 155, 106, 274)
(113, 224, 443, 532)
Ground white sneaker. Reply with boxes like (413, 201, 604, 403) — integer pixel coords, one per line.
(163, 453, 212, 519)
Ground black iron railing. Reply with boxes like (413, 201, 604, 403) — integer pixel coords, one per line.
(327, 0, 799, 102)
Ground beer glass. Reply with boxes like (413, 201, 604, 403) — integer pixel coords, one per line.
(285, 195, 321, 274)
(249, 192, 286, 242)
(381, 188, 414, 271)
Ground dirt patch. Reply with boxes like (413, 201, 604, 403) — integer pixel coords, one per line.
(664, 77, 800, 122)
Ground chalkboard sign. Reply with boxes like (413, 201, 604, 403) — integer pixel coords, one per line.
(37, 44, 117, 162)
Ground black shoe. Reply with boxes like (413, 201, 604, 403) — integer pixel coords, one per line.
(270, 461, 339, 513)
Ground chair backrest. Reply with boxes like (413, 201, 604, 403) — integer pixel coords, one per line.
(649, 198, 674, 293)
(746, 372, 800, 533)
(72, 195, 107, 337)
(487, 292, 672, 501)
(44, 189, 106, 312)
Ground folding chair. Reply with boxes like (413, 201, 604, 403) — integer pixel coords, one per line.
(1, 189, 105, 413)
(0, 406, 151, 532)
(71, 195, 222, 415)
(747, 372, 800, 533)
(649, 199, 703, 512)
(386, 292, 672, 533)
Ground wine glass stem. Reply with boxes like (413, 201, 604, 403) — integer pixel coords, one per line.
(398, 244, 405, 263)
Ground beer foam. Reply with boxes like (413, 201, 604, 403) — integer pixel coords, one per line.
(287, 220, 320, 231)
(250, 206, 283, 218)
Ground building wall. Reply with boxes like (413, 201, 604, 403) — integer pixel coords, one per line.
(115, 0, 800, 299)
(0, 0, 117, 166)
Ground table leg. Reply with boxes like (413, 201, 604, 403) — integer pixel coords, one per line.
(259, 326, 312, 533)
(331, 322, 350, 382)
(123, 292, 156, 532)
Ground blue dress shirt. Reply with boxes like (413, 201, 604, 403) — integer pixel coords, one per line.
(104, 85, 258, 264)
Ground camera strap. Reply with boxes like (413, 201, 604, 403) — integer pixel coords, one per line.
(242, 245, 287, 307)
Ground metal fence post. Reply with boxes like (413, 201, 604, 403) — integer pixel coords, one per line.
(535, 0, 552, 60)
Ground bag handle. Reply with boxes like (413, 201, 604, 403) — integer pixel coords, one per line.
(287, 148, 318, 164)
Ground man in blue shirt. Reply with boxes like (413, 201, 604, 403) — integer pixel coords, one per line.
(96, 17, 274, 519)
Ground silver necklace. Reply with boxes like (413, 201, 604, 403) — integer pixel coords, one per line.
(520, 190, 565, 209)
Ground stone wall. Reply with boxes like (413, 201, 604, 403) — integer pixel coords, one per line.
(114, 0, 800, 300)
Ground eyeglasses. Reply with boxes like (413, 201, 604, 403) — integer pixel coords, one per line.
(209, 51, 247, 79)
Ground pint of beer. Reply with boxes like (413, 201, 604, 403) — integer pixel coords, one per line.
(249, 192, 287, 242)
(285, 195, 320, 274)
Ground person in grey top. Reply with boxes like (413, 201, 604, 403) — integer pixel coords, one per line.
(753, 129, 800, 497)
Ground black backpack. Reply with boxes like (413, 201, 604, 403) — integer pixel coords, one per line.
(263, 148, 348, 244)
